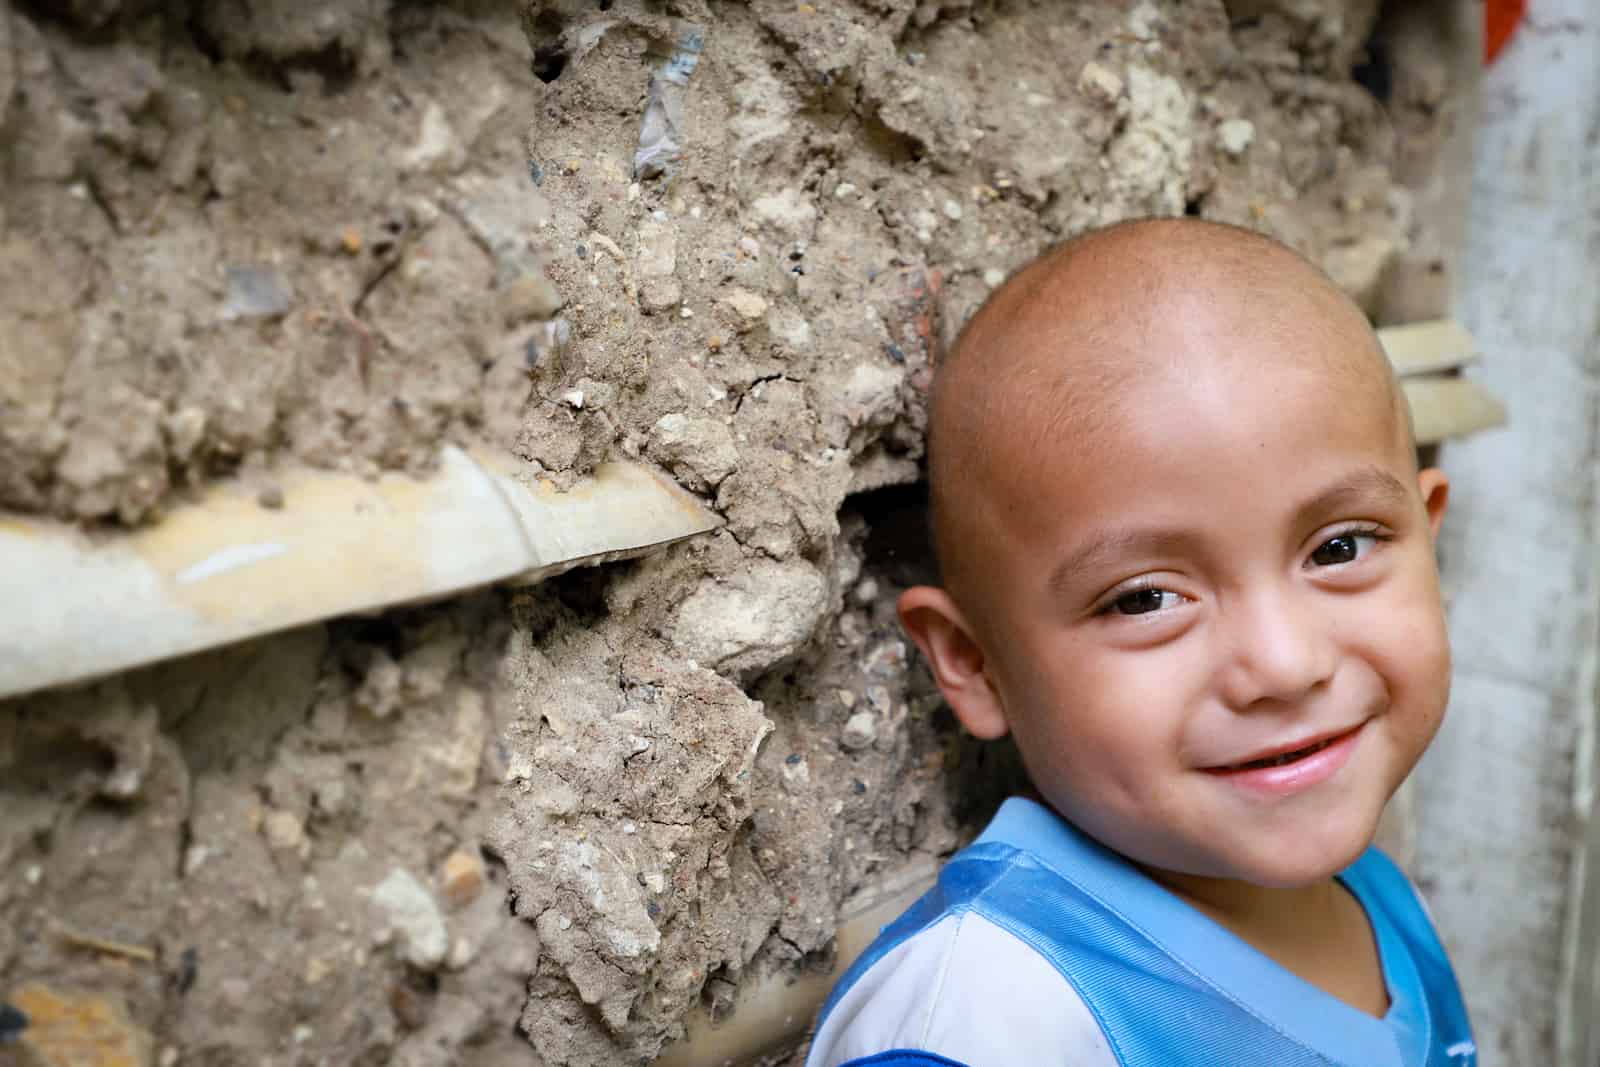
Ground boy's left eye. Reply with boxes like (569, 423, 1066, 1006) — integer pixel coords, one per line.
(1309, 530, 1380, 567)
(1106, 587, 1185, 616)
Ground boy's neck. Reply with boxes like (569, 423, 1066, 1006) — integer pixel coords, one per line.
(1148, 867, 1339, 934)
(1143, 867, 1390, 1019)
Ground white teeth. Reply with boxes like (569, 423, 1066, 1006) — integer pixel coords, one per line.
(1234, 737, 1332, 771)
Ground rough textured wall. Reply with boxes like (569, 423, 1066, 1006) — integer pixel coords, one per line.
(0, 1, 1459, 1064)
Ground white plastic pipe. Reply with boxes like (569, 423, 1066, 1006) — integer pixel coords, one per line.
(0, 446, 718, 699)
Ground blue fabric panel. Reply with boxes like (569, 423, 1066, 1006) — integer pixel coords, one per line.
(1343, 851, 1477, 1067)
(820, 797, 1477, 1067)
(968, 845, 1386, 1066)
(838, 1052, 972, 1067)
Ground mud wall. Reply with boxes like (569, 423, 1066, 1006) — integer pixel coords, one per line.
(0, 1, 1468, 1064)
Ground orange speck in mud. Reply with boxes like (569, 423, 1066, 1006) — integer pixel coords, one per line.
(1485, 0, 1526, 64)
(9, 984, 153, 1067)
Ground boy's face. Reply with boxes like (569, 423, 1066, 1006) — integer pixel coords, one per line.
(915, 330, 1450, 890)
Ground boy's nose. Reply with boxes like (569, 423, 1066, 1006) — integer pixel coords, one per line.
(1216, 585, 1337, 710)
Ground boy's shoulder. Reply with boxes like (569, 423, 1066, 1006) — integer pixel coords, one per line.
(806, 902, 1117, 1067)
(806, 798, 1476, 1067)
(805, 797, 1168, 1067)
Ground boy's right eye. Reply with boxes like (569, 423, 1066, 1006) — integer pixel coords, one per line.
(1105, 587, 1182, 616)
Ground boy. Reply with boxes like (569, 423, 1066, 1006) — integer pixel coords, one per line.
(805, 219, 1475, 1066)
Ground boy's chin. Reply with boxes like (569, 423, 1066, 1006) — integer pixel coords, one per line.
(1141, 810, 1383, 893)
(1227, 819, 1380, 890)
(1144, 849, 1374, 911)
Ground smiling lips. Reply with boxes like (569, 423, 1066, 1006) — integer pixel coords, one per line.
(1204, 723, 1366, 796)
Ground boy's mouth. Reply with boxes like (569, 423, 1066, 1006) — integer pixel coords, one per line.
(1210, 726, 1359, 773)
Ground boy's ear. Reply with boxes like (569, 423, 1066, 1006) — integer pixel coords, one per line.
(897, 586, 1011, 740)
(1417, 467, 1449, 541)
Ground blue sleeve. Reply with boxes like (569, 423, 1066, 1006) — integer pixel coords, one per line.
(838, 1052, 972, 1067)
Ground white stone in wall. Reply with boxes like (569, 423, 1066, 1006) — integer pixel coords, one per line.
(671, 559, 828, 678)
(372, 868, 449, 970)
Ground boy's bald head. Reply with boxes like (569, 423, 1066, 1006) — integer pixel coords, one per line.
(928, 218, 1410, 613)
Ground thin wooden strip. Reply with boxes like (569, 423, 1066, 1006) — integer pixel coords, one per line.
(1402, 376, 1508, 444)
(49, 918, 157, 963)
(1377, 318, 1481, 378)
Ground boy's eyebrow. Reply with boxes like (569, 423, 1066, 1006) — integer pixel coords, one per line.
(1046, 528, 1201, 597)
(1045, 465, 1414, 595)
(1296, 465, 1414, 519)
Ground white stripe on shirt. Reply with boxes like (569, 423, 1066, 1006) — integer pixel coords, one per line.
(806, 911, 1119, 1067)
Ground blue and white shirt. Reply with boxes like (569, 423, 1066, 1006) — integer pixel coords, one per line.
(807, 798, 1475, 1067)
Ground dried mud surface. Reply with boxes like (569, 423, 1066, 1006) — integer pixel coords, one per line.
(0, 0, 1459, 1064)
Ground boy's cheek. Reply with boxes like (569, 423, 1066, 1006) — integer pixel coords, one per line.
(1023, 645, 1205, 737)
(1346, 556, 1447, 638)
(1348, 585, 1451, 701)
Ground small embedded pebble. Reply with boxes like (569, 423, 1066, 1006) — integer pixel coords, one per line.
(500, 271, 564, 324)
(258, 484, 285, 509)
(446, 936, 477, 970)
(372, 868, 448, 970)
(221, 264, 294, 321)
(723, 288, 768, 322)
(263, 809, 305, 851)
(0, 1001, 26, 1043)
(175, 946, 199, 994)
(1217, 118, 1256, 157)
(1078, 60, 1124, 104)
(640, 277, 682, 314)
(781, 755, 811, 789)
(841, 711, 878, 751)
(439, 849, 485, 908)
